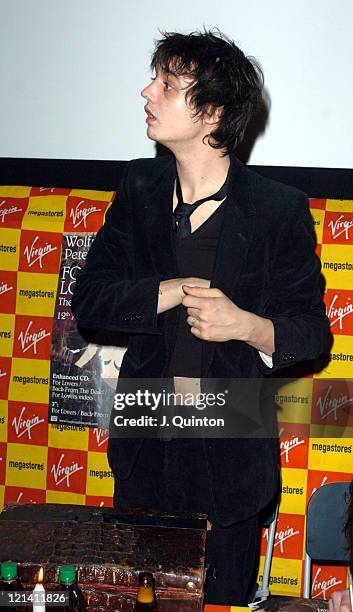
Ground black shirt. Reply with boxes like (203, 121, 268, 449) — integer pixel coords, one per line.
(168, 199, 226, 377)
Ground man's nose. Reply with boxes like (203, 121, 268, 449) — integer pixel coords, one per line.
(141, 81, 155, 100)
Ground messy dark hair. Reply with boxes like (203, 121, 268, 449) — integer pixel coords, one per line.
(150, 28, 264, 154)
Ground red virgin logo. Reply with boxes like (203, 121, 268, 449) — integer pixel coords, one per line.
(323, 211, 353, 244)
(328, 214, 353, 240)
(69, 200, 101, 229)
(279, 429, 305, 464)
(24, 235, 57, 268)
(11, 406, 45, 440)
(14, 316, 52, 360)
(88, 428, 109, 452)
(0, 200, 22, 223)
(51, 453, 84, 487)
(19, 230, 61, 274)
(316, 384, 353, 421)
(261, 514, 304, 559)
(47, 448, 87, 494)
(311, 567, 343, 599)
(0, 281, 13, 297)
(17, 320, 51, 355)
(312, 380, 353, 426)
(326, 292, 353, 331)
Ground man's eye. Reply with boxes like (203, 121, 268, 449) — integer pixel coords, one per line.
(164, 81, 172, 90)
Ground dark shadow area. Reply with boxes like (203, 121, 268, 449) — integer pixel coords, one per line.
(236, 88, 271, 164)
(1, 157, 352, 198)
(156, 142, 173, 157)
(77, 326, 129, 350)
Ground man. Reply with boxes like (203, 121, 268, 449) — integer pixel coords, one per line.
(72, 29, 329, 605)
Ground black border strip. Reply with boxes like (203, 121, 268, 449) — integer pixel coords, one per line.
(0, 157, 352, 198)
(251, 164, 353, 200)
(0, 158, 125, 191)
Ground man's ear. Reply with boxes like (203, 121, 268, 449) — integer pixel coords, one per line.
(203, 104, 224, 126)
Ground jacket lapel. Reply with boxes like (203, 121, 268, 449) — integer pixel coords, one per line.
(144, 156, 178, 278)
(142, 154, 256, 377)
(202, 154, 256, 375)
(143, 157, 180, 372)
(143, 154, 256, 281)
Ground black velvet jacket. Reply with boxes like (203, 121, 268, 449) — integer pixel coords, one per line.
(72, 153, 329, 525)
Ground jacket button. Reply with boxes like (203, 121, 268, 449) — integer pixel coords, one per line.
(283, 353, 295, 362)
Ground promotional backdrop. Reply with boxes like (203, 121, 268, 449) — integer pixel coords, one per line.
(0, 181, 352, 599)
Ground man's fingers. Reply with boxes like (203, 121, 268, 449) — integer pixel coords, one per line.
(186, 307, 201, 317)
(182, 285, 221, 297)
(189, 325, 202, 338)
(187, 315, 199, 327)
(182, 295, 204, 308)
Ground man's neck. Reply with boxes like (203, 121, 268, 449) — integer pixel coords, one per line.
(174, 147, 230, 204)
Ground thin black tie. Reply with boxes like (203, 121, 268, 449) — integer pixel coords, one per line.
(172, 171, 229, 238)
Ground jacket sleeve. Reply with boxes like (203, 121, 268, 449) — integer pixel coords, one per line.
(255, 193, 330, 374)
(71, 160, 163, 335)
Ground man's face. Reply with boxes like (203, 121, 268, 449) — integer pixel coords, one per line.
(141, 64, 209, 149)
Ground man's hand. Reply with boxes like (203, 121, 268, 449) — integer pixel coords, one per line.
(157, 277, 210, 314)
(329, 589, 352, 612)
(182, 285, 275, 355)
(182, 285, 247, 342)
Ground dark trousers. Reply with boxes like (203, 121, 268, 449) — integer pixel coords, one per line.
(112, 439, 260, 606)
